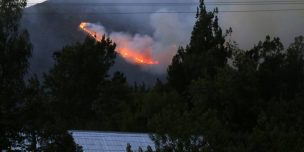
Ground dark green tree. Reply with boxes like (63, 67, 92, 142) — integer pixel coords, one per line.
(92, 71, 132, 130)
(245, 36, 304, 151)
(181, 36, 304, 151)
(138, 147, 143, 152)
(44, 36, 116, 129)
(152, 0, 232, 150)
(167, 0, 231, 93)
(20, 76, 46, 151)
(18, 76, 82, 151)
(146, 145, 153, 152)
(282, 36, 304, 98)
(153, 0, 304, 149)
(0, 0, 32, 149)
(126, 143, 133, 152)
(40, 132, 83, 152)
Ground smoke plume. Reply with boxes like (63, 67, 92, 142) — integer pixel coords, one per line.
(82, 9, 194, 74)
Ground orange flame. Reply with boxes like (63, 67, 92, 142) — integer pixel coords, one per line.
(79, 22, 159, 65)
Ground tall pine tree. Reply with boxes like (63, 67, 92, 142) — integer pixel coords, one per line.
(167, 0, 230, 93)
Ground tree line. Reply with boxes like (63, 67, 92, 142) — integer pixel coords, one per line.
(1, 0, 304, 151)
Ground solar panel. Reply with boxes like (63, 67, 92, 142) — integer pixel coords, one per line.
(70, 131, 156, 152)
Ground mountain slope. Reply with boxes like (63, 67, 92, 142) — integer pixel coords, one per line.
(22, 1, 165, 85)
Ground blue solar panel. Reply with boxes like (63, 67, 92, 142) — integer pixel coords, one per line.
(70, 131, 156, 152)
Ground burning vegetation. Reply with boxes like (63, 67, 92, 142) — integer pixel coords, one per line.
(79, 22, 159, 65)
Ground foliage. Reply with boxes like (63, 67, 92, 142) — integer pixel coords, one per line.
(44, 36, 116, 129)
(2, 0, 304, 151)
(92, 71, 132, 130)
(150, 0, 304, 151)
(0, 0, 32, 149)
(126, 143, 155, 152)
(152, 36, 304, 151)
(167, 0, 231, 93)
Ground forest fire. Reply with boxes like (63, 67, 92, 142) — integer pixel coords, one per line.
(79, 22, 159, 65)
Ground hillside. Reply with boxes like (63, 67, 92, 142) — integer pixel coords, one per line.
(22, 1, 165, 85)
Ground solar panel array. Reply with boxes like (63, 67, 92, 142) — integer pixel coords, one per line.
(70, 131, 156, 152)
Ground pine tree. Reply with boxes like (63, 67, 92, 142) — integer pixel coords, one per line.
(167, 0, 230, 93)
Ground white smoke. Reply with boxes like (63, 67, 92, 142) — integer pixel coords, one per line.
(150, 9, 194, 73)
(213, 1, 304, 49)
(85, 8, 195, 74)
(110, 32, 154, 57)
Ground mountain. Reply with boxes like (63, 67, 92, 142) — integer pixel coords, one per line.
(22, 1, 165, 86)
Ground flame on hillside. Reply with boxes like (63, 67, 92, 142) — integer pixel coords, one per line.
(79, 22, 159, 65)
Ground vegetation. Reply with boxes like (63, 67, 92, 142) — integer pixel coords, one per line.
(0, 0, 32, 149)
(1, 0, 304, 151)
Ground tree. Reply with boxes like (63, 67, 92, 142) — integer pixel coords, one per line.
(92, 71, 132, 130)
(245, 36, 304, 151)
(154, 0, 304, 149)
(126, 143, 132, 152)
(146, 145, 153, 152)
(20, 76, 46, 151)
(182, 36, 304, 151)
(167, 0, 231, 93)
(283, 36, 304, 99)
(18, 76, 82, 151)
(44, 36, 116, 129)
(152, 0, 232, 150)
(40, 132, 83, 152)
(0, 0, 32, 149)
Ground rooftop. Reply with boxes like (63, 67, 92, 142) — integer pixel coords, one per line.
(70, 130, 156, 152)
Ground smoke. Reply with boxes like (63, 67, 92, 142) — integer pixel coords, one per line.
(24, 0, 304, 84)
(84, 8, 194, 74)
(150, 9, 194, 73)
(110, 33, 154, 61)
(50, 0, 196, 74)
(214, 1, 304, 49)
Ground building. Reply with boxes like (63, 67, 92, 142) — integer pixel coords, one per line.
(70, 130, 156, 152)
